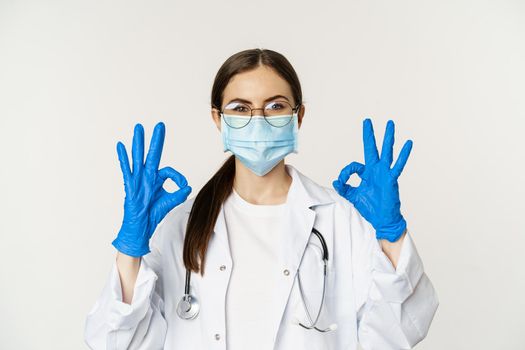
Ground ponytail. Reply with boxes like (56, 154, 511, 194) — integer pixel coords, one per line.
(183, 155, 235, 276)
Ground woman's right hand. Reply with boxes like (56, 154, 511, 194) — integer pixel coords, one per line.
(111, 121, 192, 258)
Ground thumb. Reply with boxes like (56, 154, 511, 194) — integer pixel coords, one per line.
(332, 179, 357, 203)
(152, 185, 192, 223)
(163, 185, 192, 209)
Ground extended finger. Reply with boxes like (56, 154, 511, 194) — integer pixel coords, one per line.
(116, 141, 132, 193)
(145, 122, 166, 175)
(363, 118, 379, 164)
(158, 166, 188, 188)
(391, 139, 413, 178)
(380, 120, 395, 166)
(132, 123, 145, 175)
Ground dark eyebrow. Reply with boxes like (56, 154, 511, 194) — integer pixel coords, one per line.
(225, 95, 290, 106)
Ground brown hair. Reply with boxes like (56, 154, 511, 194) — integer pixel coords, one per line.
(183, 48, 303, 276)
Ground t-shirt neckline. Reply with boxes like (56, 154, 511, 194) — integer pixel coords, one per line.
(228, 187, 289, 217)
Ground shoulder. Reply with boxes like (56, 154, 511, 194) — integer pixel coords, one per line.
(289, 165, 359, 219)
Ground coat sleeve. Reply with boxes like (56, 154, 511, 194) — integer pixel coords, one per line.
(84, 220, 169, 350)
(349, 205, 439, 349)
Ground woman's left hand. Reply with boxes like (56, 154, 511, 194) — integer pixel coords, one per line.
(332, 118, 413, 242)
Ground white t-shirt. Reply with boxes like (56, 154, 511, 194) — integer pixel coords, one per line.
(223, 187, 289, 350)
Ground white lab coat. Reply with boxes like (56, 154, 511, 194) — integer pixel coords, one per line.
(84, 164, 439, 350)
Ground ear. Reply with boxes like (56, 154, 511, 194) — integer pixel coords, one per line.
(211, 108, 221, 131)
(297, 104, 305, 129)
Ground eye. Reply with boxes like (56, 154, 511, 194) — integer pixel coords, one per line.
(265, 101, 286, 110)
(234, 105, 249, 112)
(224, 102, 250, 114)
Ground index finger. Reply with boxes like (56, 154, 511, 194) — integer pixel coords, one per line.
(158, 166, 188, 188)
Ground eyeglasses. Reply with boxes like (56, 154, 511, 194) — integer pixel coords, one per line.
(215, 99, 301, 129)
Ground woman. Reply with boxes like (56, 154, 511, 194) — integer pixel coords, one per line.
(84, 48, 438, 349)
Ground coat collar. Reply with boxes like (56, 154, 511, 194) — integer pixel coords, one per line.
(284, 163, 335, 209)
(186, 163, 336, 348)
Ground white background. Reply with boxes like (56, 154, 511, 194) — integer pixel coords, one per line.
(0, 0, 524, 349)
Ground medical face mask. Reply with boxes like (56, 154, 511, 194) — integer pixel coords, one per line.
(221, 113, 299, 176)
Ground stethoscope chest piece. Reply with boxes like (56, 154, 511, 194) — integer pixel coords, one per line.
(176, 294, 200, 320)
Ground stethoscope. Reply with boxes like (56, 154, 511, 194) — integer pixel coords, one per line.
(176, 227, 337, 332)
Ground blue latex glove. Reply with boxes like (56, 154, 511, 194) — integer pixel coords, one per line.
(332, 119, 413, 242)
(112, 122, 192, 257)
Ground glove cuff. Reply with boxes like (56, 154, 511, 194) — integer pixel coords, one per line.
(111, 237, 151, 258)
(375, 218, 407, 242)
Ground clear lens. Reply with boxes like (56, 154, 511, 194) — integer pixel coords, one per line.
(221, 100, 296, 128)
(223, 102, 251, 116)
(264, 115, 293, 127)
(223, 114, 251, 128)
(264, 100, 292, 116)
(264, 100, 294, 127)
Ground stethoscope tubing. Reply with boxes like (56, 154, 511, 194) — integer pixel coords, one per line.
(176, 227, 335, 331)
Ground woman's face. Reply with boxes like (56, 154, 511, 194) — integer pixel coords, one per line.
(211, 65, 305, 131)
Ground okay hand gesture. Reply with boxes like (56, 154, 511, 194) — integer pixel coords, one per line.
(332, 119, 412, 242)
(112, 122, 192, 257)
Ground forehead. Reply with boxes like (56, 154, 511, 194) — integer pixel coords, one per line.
(222, 65, 293, 104)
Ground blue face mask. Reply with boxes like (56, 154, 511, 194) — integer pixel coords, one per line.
(221, 114, 299, 176)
